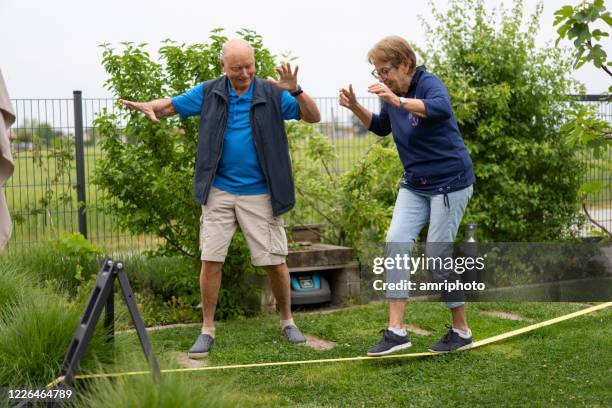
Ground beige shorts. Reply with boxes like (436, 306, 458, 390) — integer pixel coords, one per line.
(200, 187, 288, 266)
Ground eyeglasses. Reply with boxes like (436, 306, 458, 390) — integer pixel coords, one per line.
(371, 65, 396, 79)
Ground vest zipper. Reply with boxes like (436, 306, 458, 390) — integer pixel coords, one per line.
(209, 105, 227, 188)
(249, 104, 272, 192)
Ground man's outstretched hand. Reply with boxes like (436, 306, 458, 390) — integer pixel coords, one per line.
(119, 99, 160, 123)
(267, 63, 299, 93)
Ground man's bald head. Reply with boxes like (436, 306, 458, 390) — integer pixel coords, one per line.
(221, 38, 254, 62)
(220, 38, 256, 94)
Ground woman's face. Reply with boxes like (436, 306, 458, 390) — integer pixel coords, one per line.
(373, 60, 412, 94)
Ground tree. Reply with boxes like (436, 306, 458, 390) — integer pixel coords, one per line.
(418, 0, 588, 241)
(554, 0, 612, 237)
(554, 0, 611, 89)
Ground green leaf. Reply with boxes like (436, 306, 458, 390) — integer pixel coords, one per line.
(591, 29, 610, 40)
(554, 5, 574, 21)
(556, 22, 572, 39)
(578, 181, 606, 195)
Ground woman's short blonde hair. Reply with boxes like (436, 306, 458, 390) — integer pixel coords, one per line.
(367, 36, 417, 73)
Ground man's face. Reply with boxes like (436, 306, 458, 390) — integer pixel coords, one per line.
(221, 51, 256, 92)
(373, 60, 410, 94)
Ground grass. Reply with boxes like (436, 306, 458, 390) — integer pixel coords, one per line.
(82, 301, 611, 407)
(1, 248, 610, 406)
(0, 246, 203, 329)
(72, 371, 237, 408)
(0, 285, 119, 389)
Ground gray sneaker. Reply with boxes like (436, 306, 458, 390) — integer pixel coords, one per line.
(282, 325, 306, 344)
(188, 334, 214, 359)
(428, 326, 473, 353)
(367, 329, 412, 357)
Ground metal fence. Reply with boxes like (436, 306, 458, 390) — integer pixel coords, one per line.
(3, 94, 611, 251)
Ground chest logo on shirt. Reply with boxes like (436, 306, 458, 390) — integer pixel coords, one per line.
(409, 113, 420, 127)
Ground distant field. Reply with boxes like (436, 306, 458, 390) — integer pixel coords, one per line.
(4, 134, 611, 250)
(5, 134, 381, 250)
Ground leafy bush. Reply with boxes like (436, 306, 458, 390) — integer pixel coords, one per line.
(419, 0, 586, 241)
(287, 122, 401, 252)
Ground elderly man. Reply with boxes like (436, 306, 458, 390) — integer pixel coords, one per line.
(120, 38, 320, 358)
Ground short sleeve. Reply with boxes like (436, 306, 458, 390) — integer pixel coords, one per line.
(280, 90, 301, 120)
(171, 83, 205, 118)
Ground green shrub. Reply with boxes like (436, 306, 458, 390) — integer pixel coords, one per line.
(286, 123, 402, 254)
(3, 244, 101, 294)
(118, 253, 199, 299)
(0, 285, 116, 387)
(421, 0, 586, 241)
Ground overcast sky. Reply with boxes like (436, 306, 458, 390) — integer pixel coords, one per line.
(1, 0, 609, 99)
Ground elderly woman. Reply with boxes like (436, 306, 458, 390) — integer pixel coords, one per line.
(339, 36, 476, 355)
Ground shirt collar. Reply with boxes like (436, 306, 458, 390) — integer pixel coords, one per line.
(407, 65, 427, 94)
(227, 79, 254, 99)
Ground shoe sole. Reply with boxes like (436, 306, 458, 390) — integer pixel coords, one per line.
(187, 351, 209, 359)
(367, 342, 412, 357)
(428, 343, 473, 353)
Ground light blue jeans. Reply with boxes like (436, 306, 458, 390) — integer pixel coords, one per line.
(385, 185, 473, 308)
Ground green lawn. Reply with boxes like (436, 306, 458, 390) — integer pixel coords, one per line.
(1, 247, 610, 407)
(79, 301, 611, 407)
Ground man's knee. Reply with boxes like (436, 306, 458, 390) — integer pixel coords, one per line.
(265, 263, 287, 274)
(201, 260, 223, 275)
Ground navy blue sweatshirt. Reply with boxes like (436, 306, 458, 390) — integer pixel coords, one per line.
(369, 65, 475, 196)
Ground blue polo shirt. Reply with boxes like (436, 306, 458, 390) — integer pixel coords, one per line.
(172, 80, 301, 195)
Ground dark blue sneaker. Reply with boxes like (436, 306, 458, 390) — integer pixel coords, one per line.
(188, 334, 214, 359)
(367, 329, 412, 356)
(428, 326, 473, 353)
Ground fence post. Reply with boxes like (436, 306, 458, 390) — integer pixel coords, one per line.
(73, 90, 88, 238)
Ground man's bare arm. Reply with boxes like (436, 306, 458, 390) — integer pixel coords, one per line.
(267, 63, 321, 123)
(294, 92, 321, 123)
(119, 98, 177, 123)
